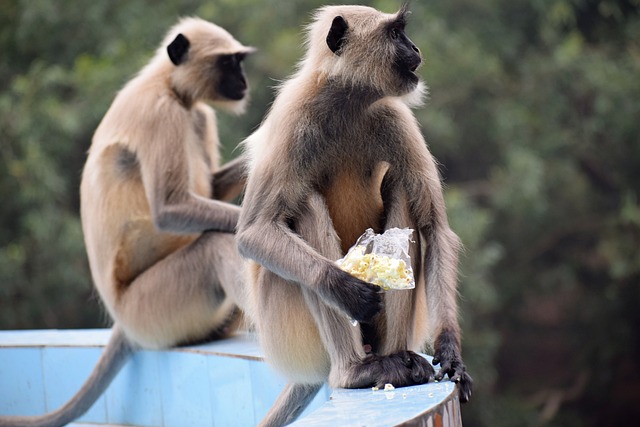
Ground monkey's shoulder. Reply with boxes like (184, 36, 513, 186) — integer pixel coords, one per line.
(366, 99, 419, 128)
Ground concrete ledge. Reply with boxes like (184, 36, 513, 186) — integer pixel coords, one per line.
(0, 329, 461, 426)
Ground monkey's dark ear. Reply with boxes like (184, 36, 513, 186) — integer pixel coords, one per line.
(326, 16, 348, 55)
(167, 33, 190, 65)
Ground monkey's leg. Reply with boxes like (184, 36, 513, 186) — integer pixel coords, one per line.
(0, 326, 134, 427)
(378, 190, 423, 355)
(297, 193, 434, 389)
(258, 383, 323, 427)
(250, 266, 329, 426)
(114, 231, 245, 349)
(249, 196, 360, 425)
(300, 288, 433, 389)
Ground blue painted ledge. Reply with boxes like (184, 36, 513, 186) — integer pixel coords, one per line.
(0, 329, 461, 427)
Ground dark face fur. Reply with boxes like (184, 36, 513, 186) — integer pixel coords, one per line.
(386, 13, 421, 86)
(167, 33, 249, 103)
(217, 53, 249, 100)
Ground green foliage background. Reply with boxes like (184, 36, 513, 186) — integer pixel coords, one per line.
(1, 0, 639, 425)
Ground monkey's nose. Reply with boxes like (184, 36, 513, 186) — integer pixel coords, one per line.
(409, 44, 421, 72)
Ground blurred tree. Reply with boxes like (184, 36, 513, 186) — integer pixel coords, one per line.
(1, 0, 639, 425)
(413, 1, 640, 426)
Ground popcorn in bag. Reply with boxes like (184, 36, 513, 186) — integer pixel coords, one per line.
(337, 228, 415, 291)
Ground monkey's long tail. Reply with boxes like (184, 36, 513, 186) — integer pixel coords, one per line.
(258, 382, 323, 427)
(0, 325, 134, 427)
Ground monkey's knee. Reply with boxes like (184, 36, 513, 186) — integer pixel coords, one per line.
(258, 321, 330, 384)
(252, 277, 330, 383)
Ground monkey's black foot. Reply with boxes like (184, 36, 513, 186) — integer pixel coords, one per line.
(319, 268, 382, 323)
(432, 353, 473, 403)
(346, 351, 435, 389)
(456, 371, 473, 403)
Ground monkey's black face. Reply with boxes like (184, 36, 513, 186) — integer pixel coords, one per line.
(217, 53, 248, 100)
(388, 21, 421, 85)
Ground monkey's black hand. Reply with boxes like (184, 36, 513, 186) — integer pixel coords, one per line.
(318, 268, 382, 323)
(349, 351, 435, 389)
(433, 350, 473, 403)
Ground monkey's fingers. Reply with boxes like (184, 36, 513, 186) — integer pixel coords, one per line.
(433, 358, 448, 382)
(433, 357, 455, 382)
(432, 343, 459, 381)
(454, 371, 473, 403)
(320, 269, 383, 323)
(443, 366, 473, 403)
(432, 355, 473, 403)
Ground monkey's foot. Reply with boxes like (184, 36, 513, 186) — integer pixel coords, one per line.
(343, 351, 435, 389)
(432, 352, 473, 403)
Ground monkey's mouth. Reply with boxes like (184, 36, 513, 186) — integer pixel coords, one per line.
(406, 62, 421, 81)
(394, 55, 421, 83)
(402, 54, 422, 79)
(408, 55, 422, 74)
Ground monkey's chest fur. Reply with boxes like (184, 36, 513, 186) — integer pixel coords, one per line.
(297, 97, 401, 255)
(321, 162, 389, 254)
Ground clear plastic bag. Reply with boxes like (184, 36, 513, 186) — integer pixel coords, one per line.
(337, 228, 415, 291)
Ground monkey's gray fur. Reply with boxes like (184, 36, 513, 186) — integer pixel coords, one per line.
(238, 5, 472, 425)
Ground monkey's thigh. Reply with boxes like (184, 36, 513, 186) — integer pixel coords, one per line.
(115, 231, 242, 349)
(378, 191, 426, 354)
(252, 267, 330, 384)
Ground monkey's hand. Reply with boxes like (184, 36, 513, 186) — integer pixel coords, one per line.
(433, 350, 473, 403)
(344, 351, 435, 389)
(317, 267, 382, 323)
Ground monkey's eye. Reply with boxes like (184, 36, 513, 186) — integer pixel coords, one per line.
(219, 55, 237, 68)
(390, 28, 400, 40)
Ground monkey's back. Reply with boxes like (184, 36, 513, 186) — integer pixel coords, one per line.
(80, 80, 214, 314)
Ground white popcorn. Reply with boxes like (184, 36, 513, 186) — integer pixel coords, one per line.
(337, 228, 415, 291)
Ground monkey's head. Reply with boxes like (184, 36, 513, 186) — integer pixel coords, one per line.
(305, 4, 424, 99)
(163, 17, 255, 113)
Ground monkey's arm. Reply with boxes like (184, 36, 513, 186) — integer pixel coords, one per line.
(211, 153, 247, 201)
(139, 114, 240, 234)
(406, 134, 473, 403)
(419, 194, 472, 402)
(237, 171, 381, 323)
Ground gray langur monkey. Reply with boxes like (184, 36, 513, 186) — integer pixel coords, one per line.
(237, 5, 472, 425)
(0, 17, 253, 427)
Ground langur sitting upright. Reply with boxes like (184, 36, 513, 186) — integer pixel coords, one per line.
(237, 5, 472, 425)
(0, 17, 253, 427)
